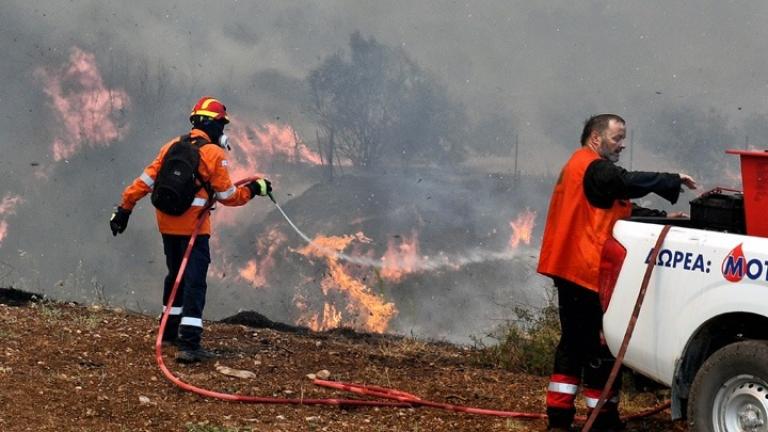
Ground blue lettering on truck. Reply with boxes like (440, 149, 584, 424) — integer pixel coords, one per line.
(645, 248, 711, 273)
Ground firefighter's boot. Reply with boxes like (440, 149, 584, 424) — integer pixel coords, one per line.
(175, 347, 216, 364)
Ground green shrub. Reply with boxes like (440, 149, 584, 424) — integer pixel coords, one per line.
(472, 290, 560, 376)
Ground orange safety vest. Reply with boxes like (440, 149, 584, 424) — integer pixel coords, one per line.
(537, 146, 632, 292)
(119, 129, 253, 235)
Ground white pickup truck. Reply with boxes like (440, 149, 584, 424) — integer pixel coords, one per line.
(601, 207, 768, 431)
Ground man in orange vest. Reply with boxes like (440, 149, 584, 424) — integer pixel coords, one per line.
(110, 96, 272, 363)
(537, 114, 697, 431)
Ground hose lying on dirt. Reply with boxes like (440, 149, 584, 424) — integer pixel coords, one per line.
(155, 177, 410, 408)
(313, 379, 670, 422)
(154, 178, 672, 425)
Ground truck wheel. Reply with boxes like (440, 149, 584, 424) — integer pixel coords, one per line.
(688, 340, 768, 432)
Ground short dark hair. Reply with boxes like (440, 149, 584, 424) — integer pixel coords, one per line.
(580, 114, 625, 146)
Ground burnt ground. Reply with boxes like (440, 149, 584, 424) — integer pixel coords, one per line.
(0, 289, 685, 432)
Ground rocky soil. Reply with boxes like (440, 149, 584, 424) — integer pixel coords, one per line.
(0, 288, 683, 432)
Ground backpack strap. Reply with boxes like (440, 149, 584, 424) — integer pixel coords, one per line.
(188, 135, 217, 208)
(175, 133, 193, 147)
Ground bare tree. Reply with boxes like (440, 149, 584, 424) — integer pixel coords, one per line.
(306, 31, 468, 171)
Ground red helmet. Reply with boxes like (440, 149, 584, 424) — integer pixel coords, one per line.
(189, 96, 230, 124)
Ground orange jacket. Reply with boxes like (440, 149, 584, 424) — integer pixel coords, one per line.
(120, 129, 253, 235)
(537, 147, 632, 292)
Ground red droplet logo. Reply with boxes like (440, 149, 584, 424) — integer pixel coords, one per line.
(721, 243, 745, 282)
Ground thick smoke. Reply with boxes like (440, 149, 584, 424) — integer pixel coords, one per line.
(2, 1, 768, 342)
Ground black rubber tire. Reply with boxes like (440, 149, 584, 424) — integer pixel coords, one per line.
(688, 340, 768, 432)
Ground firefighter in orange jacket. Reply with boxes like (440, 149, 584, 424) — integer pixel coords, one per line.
(537, 114, 697, 431)
(110, 96, 271, 363)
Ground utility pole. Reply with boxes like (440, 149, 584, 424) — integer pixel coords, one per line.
(629, 129, 634, 171)
(745, 135, 749, 150)
(514, 133, 519, 180)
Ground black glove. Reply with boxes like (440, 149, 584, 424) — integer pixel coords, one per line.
(110, 206, 131, 236)
(246, 178, 272, 198)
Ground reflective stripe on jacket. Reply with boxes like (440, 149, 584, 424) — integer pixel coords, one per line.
(119, 129, 253, 235)
(537, 147, 632, 292)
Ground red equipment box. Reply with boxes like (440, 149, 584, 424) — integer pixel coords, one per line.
(726, 150, 768, 237)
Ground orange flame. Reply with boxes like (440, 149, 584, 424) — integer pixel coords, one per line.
(226, 121, 321, 180)
(302, 303, 344, 332)
(35, 47, 130, 161)
(380, 230, 421, 282)
(0, 221, 8, 247)
(211, 120, 322, 227)
(253, 123, 322, 165)
(209, 225, 286, 286)
(0, 194, 24, 247)
(296, 232, 397, 333)
(509, 208, 537, 249)
(237, 227, 287, 288)
(321, 303, 343, 329)
(238, 260, 265, 287)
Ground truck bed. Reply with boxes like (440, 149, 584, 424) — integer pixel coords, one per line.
(602, 220, 768, 386)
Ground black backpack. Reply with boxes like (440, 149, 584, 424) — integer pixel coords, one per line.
(150, 134, 214, 216)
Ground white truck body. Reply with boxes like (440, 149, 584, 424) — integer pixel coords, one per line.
(602, 220, 768, 426)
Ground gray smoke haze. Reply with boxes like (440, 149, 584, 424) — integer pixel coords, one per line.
(2, 1, 768, 342)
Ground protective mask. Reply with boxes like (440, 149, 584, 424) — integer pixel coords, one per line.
(219, 134, 232, 151)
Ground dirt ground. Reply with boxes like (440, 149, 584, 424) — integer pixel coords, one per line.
(0, 289, 684, 432)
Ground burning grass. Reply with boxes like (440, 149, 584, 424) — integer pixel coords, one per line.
(35, 47, 130, 161)
(206, 173, 554, 345)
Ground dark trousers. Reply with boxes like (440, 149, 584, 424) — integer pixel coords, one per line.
(547, 278, 622, 429)
(161, 234, 210, 351)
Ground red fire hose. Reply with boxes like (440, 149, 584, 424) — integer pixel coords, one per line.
(154, 179, 672, 426)
(312, 379, 669, 421)
(154, 176, 409, 408)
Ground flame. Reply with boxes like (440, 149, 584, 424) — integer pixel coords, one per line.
(35, 47, 130, 161)
(297, 231, 370, 256)
(296, 232, 397, 333)
(380, 230, 421, 282)
(0, 195, 23, 215)
(0, 194, 24, 247)
(226, 121, 322, 180)
(252, 123, 323, 166)
(209, 225, 286, 286)
(303, 303, 344, 331)
(238, 260, 265, 287)
(321, 303, 343, 328)
(294, 294, 343, 331)
(0, 220, 7, 247)
(509, 208, 537, 249)
(210, 121, 322, 226)
(237, 227, 287, 288)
